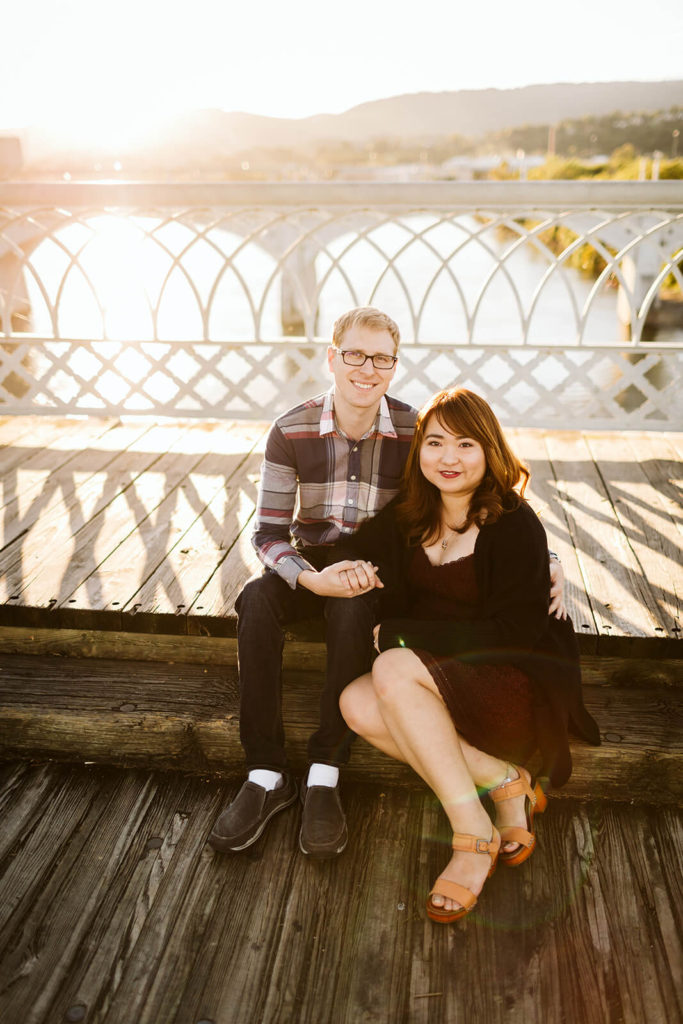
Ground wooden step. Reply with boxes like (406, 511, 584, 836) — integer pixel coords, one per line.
(0, 652, 679, 805)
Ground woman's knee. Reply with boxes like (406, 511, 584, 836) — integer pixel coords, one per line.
(371, 648, 416, 702)
(339, 678, 372, 736)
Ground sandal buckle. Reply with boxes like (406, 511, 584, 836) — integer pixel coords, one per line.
(475, 838, 490, 853)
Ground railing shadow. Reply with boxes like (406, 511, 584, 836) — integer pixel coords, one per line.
(0, 424, 680, 657)
(0, 423, 266, 632)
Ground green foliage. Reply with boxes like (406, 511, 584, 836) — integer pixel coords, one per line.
(488, 108, 683, 158)
(528, 157, 604, 180)
(522, 140, 683, 182)
(533, 225, 613, 280)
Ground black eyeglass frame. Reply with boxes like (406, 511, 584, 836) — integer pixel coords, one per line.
(337, 349, 398, 370)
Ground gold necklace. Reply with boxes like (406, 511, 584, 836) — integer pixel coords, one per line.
(440, 521, 466, 549)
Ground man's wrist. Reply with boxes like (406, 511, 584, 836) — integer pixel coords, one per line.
(297, 568, 319, 592)
(276, 553, 315, 589)
(548, 550, 561, 563)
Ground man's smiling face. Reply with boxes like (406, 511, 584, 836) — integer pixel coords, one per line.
(327, 324, 398, 415)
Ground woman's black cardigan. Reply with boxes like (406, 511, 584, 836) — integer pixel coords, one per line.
(342, 497, 600, 788)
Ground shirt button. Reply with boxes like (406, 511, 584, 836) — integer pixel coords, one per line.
(350, 475, 356, 481)
(347, 498, 353, 504)
(352, 446, 358, 452)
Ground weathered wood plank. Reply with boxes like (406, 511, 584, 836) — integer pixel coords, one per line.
(0, 763, 681, 1024)
(0, 420, 155, 557)
(254, 786, 424, 1024)
(544, 431, 672, 654)
(0, 769, 161, 1023)
(1, 626, 681, 689)
(130, 447, 266, 634)
(0, 415, 50, 449)
(659, 429, 683, 463)
(0, 417, 99, 478)
(0, 422, 190, 613)
(0, 420, 679, 653)
(51, 775, 221, 1024)
(121, 422, 266, 626)
(510, 427, 598, 646)
(186, 451, 264, 632)
(48, 427, 218, 623)
(0, 417, 118, 512)
(63, 421, 264, 626)
(73, 785, 225, 1024)
(624, 432, 683, 538)
(0, 654, 679, 802)
(141, 798, 301, 1024)
(0, 765, 100, 940)
(0, 762, 58, 863)
(567, 801, 682, 1021)
(2, 423, 205, 628)
(585, 431, 681, 635)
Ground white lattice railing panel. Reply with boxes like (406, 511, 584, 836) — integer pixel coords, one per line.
(0, 336, 679, 429)
(0, 182, 681, 426)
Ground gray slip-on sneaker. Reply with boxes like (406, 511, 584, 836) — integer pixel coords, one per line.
(208, 774, 298, 852)
(299, 783, 348, 859)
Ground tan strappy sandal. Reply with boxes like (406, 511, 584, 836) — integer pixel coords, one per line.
(426, 826, 501, 924)
(490, 764, 547, 867)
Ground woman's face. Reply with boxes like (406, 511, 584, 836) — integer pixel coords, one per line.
(419, 415, 487, 500)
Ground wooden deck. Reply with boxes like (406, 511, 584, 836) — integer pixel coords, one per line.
(0, 758, 681, 1024)
(0, 416, 681, 1022)
(0, 415, 680, 801)
(0, 416, 679, 654)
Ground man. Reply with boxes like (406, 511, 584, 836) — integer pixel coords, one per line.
(208, 306, 565, 859)
(208, 307, 414, 858)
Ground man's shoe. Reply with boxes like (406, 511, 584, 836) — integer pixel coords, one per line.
(299, 783, 348, 859)
(208, 774, 298, 852)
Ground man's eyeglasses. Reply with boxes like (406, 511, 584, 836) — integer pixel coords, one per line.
(338, 349, 398, 370)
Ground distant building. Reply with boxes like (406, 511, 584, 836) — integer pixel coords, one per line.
(441, 154, 547, 180)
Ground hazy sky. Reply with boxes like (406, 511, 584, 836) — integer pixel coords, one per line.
(3, 0, 682, 145)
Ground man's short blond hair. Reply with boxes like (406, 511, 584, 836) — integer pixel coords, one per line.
(332, 307, 401, 351)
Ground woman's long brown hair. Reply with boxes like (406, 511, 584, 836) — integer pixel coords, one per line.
(396, 388, 530, 546)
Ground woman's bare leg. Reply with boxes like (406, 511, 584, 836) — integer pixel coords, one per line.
(341, 654, 531, 873)
(362, 649, 499, 911)
(457, 736, 533, 853)
(340, 674, 406, 762)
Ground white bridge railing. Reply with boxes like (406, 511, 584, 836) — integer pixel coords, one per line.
(0, 181, 682, 427)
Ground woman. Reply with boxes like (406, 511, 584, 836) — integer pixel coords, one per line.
(340, 388, 600, 924)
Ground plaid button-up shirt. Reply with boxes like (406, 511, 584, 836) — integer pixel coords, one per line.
(252, 389, 418, 587)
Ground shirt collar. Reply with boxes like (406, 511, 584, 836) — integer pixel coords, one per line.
(320, 388, 398, 440)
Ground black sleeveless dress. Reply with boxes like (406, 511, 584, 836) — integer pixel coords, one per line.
(408, 546, 537, 765)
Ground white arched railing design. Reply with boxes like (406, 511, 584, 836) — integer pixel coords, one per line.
(0, 181, 681, 426)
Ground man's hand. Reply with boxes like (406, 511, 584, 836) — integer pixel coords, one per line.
(298, 560, 384, 598)
(549, 558, 567, 620)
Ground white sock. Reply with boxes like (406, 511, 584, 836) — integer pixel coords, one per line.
(307, 763, 339, 788)
(248, 769, 283, 792)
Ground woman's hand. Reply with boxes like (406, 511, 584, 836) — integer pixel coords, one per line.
(298, 560, 383, 598)
(373, 623, 381, 652)
(549, 559, 567, 620)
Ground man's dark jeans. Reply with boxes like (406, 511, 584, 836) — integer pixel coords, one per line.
(235, 559, 378, 771)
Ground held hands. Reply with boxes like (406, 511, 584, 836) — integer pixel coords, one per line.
(549, 558, 567, 620)
(298, 560, 384, 598)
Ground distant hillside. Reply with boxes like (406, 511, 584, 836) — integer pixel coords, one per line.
(22, 80, 683, 166)
(153, 81, 683, 152)
(322, 81, 683, 140)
